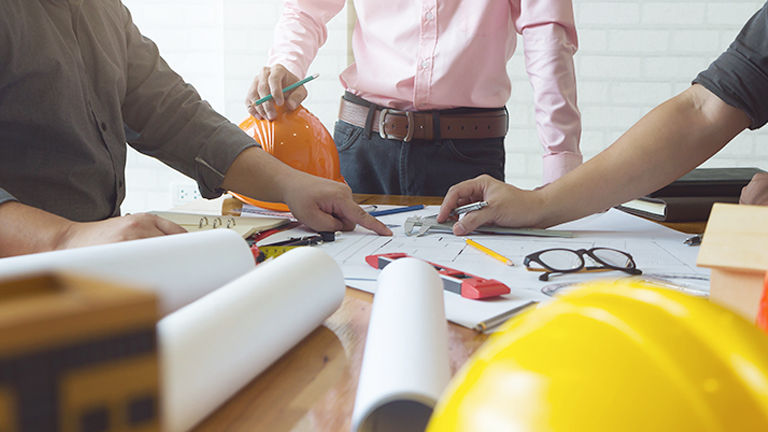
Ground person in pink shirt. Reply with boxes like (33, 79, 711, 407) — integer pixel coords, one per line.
(246, 0, 582, 196)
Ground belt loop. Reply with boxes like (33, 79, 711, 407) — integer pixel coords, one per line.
(364, 103, 377, 140)
(432, 110, 441, 144)
(502, 106, 510, 135)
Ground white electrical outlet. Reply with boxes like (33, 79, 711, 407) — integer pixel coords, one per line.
(172, 182, 201, 206)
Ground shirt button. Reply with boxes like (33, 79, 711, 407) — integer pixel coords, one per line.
(425, 12, 434, 20)
(101, 122, 107, 131)
(421, 61, 429, 69)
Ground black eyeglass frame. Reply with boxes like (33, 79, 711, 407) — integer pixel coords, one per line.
(523, 247, 642, 281)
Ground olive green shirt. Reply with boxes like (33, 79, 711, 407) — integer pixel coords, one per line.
(0, 0, 257, 221)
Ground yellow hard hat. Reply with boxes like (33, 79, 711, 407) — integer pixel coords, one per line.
(427, 279, 768, 432)
(233, 105, 345, 212)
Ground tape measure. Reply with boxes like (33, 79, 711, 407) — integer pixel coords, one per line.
(259, 245, 303, 259)
(365, 252, 510, 299)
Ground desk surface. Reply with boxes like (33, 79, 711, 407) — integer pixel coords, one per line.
(191, 194, 704, 432)
(193, 195, 486, 432)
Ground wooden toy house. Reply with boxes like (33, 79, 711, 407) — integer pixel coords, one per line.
(697, 203, 768, 321)
(0, 273, 159, 432)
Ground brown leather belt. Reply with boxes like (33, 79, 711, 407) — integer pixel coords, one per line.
(338, 97, 508, 142)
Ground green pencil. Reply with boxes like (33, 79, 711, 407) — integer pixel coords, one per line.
(248, 73, 319, 108)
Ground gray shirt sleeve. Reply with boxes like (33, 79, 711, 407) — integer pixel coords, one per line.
(118, 6, 258, 198)
(693, 2, 768, 130)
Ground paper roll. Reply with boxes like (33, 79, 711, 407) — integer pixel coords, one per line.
(352, 258, 451, 432)
(158, 247, 346, 432)
(0, 229, 254, 315)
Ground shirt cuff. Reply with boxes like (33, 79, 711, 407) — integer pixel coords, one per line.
(267, 58, 307, 85)
(194, 126, 260, 199)
(542, 152, 583, 184)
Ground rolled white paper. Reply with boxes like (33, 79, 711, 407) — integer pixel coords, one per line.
(351, 258, 451, 432)
(158, 247, 346, 432)
(0, 229, 254, 315)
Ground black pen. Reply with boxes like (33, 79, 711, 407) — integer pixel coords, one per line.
(261, 235, 320, 247)
(684, 234, 703, 246)
(260, 231, 335, 247)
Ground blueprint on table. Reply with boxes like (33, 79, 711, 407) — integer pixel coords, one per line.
(261, 207, 709, 330)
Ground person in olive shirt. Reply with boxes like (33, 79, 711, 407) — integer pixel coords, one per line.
(0, 0, 390, 258)
(438, 2, 768, 232)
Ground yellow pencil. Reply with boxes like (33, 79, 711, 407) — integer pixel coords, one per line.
(465, 238, 514, 266)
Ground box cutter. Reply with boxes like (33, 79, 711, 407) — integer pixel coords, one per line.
(365, 252, 510, 300)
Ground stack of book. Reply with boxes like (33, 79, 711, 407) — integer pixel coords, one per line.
(617, 167, 766, 222)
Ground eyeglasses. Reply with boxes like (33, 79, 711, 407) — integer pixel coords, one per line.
(524, 247, 642, 281)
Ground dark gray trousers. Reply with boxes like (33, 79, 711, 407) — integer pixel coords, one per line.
(333, 120, 505, 197)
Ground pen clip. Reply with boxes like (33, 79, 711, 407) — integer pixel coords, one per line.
(422, 201, 489, 220)
(452, 201, 489, 216)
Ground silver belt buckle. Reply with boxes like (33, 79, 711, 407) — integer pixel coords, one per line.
(378, 108, 415, 142)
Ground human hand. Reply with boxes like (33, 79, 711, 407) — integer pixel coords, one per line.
(740, 173, 768, 206)
(245, 64, 307, 121)
(282, 173, 392, 236)
(61, 213, 188, 249)
(437, 175, 543, 236)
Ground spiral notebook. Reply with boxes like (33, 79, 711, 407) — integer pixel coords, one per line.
(150, 211, 290, 239)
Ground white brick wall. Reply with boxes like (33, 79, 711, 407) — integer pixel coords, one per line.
(120, 0, 768, 213)
(560, 0, 768, 188)
(121, 0, 349, 212)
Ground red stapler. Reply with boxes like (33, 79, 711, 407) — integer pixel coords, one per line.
(365, 252, 510, 299)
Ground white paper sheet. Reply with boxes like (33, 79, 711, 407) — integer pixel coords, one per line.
(159, 247, 346, 432)
(275, 207, 710, 330)
(0, 229, 254, 315)
(351, 258, 451, 432)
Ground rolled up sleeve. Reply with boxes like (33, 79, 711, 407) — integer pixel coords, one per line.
(118, 6, 257, 198)
(516, 0, 582, 184)
(267, 0, 346, 79)
(693, 4, 768, 130)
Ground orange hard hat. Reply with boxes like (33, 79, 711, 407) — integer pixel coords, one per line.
(232, 104, 345, 212)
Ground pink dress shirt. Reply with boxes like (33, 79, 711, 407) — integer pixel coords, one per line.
(268, 0, 582, 183)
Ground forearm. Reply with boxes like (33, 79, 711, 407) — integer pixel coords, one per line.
(220, 147, 294, 203)
(0, 201, 190, 258)
(536, 84, 750, 227)
(0, 201, 73, 257)
(221, 146, 392, 235)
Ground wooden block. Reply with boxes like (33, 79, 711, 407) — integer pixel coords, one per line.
(709, 269, 764, 320)
(698, 203, 768, 321)
(0, 272, 160, 432)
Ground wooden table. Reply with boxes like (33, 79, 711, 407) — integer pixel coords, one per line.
(193, 194, 704, 431)
(194, 195, 487, 432)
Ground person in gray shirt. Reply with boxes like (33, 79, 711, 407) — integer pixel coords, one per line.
(437, 1, 768, 232)
(0, 0, 390, 257)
